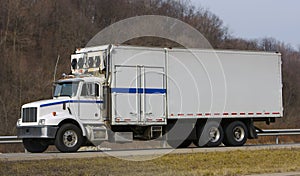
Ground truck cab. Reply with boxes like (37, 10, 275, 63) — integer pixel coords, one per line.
(17, 75, 107, 152)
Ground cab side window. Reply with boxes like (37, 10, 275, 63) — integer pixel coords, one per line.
(81, 83, 99, 97)
(95, 83, 99, 96)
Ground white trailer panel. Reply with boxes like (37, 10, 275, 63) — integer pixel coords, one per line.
(108, 45, 282, 125)
(167, 49, 282, 119)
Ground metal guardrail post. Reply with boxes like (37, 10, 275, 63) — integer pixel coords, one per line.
(257, 129, 300, 145)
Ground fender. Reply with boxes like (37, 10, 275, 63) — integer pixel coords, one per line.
(40, 112, 88, 137)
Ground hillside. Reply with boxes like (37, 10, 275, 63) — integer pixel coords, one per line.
(0, 0, 300, 135)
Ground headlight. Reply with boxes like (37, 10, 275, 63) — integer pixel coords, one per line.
(17, 119, 21, 126)
(38, 119, 46, 125)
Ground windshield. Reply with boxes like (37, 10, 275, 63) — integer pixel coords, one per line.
(53, 82, 79, 97)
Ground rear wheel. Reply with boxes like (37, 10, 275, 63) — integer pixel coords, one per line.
(165, 120, 194, 148)
(223, 121, 248, 146)
(55, 124, 83, 152)
(23, 138, 49, 153)
(194, 121, 224, 147)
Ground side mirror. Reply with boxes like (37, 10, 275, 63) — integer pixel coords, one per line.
(71, 59, 77, 70)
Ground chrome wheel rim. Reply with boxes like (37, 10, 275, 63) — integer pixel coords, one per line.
(208, 127, 220, 143)
(233, 127, 245, 142)
(63, 130, 78, 147)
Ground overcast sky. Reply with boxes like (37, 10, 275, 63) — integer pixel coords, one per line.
(191, 0, 300, 49)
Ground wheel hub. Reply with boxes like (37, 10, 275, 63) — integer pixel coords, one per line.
(63, 130, 78, 147)
(233, 127, 245, 142)
(208, 127, 220, 143)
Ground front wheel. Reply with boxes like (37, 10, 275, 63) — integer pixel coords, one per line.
(23, 138, 49, 153)
(55, 124, 83, 152)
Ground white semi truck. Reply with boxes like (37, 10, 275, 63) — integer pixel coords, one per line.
(17, 44, 283, 152)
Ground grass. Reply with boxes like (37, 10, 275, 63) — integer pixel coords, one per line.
(1, 149, 300, 176)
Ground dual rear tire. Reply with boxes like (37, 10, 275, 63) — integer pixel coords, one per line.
(223, 121, 248, 146)
(193, 120, 248, 147)
(165, 119, 195, 148)
(193, 121, 224, 147)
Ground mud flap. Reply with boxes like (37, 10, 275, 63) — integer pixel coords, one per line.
(247, 120, 258, 139)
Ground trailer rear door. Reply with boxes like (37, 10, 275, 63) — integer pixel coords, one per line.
(112, 65, 166, 125)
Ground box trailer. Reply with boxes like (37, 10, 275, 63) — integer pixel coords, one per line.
(17, 44, 283, 152)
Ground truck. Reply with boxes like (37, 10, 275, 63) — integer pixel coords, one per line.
(16, 44, 283, 153)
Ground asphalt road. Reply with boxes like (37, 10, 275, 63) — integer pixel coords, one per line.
(1, 143, 300, 161)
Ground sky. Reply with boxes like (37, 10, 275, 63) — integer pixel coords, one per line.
(191, 0, 300, 49)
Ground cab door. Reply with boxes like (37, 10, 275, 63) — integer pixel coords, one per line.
(79, 82, 101, 120)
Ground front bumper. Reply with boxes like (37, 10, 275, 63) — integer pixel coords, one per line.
(17, 126, 58, 138)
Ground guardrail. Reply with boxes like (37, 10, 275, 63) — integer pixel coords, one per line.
(1, 129, 300, 145)
(0, 136, 22, 144)
(257, 129, 300, 144)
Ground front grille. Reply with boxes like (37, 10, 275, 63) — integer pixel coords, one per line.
(22, 107, 37, 122)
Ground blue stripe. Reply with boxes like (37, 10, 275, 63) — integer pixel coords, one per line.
(40, 101, 69, 107)
(70, 100, 104, 104)
(111, 88, 166, 94)
(40, 100, 103, 107)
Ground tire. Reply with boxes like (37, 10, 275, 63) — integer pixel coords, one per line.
(23, 138, 49, 153)
(167, 140, 192, 148)
(55, 124, 83, 152)
(165, 120, 194, 148)
(223, 121, 248, 146)
(194, 121, 224, 147)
